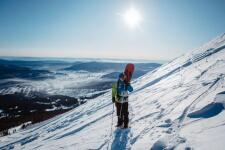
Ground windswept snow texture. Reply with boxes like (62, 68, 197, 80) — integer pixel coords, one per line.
(1, 33, 225, 150)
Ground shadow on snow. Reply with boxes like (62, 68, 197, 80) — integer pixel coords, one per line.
(188, 102, 224, 118)
(111, 128, 130, 150)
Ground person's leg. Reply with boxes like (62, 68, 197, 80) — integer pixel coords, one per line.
(123, 102, 129, 128)
(115, 102, 123, 127)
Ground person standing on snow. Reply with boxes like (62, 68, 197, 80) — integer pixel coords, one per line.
(112, 72, 133, 128)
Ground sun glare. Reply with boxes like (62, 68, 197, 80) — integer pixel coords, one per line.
(123, 6, 143, 29)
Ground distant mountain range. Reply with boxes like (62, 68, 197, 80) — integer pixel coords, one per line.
(0, 63, 52, 80)
(64, 61, 161, 80)
(64, 61, 160, 72)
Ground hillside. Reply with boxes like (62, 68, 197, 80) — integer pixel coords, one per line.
(0, 33, 225, 150)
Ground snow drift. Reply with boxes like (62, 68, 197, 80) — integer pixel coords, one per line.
(1, 33, 225, 150)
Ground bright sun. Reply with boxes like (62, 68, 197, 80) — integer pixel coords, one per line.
(122, 6, 143, 29)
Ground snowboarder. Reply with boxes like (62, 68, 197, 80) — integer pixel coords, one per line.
(112, 72, 133, 128)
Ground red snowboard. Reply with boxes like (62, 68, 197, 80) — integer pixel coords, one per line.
(124, 63, 135, 84)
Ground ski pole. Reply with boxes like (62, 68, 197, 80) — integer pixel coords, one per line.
(110, 102, 114, 134)
(107, 102, 114, 150)
(120, 98, 123, 119)
(111, 103, 114, 127)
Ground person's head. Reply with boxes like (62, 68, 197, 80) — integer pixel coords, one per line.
(119, 73, 125, 81)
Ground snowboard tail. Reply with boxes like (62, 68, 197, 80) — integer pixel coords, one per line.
(124, 63, 135, 83)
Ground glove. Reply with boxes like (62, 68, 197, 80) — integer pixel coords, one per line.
(127, 85, 133, 92)
(112, 97, 115, 103)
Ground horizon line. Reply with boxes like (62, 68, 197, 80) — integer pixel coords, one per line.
(0, 55, 169, 64)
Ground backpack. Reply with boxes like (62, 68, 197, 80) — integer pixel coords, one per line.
(112, 83, 118, 102)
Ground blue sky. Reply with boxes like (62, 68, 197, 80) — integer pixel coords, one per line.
(0, 0, 224, 61)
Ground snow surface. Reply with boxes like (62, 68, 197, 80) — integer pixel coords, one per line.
(0, 33, 225, 150)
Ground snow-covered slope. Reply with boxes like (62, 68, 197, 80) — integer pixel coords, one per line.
(1, 33, 225, 150)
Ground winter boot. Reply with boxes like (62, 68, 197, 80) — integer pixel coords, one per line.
(116, 117, 123, 127)
(123, 124, 129, 128)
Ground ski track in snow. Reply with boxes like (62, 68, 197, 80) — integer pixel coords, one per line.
(1, 33, 225, 150)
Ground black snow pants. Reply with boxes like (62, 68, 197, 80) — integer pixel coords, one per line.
(115, 101, 129, 127)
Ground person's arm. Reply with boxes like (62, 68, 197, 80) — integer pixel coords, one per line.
(117, 80, 120, 95)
